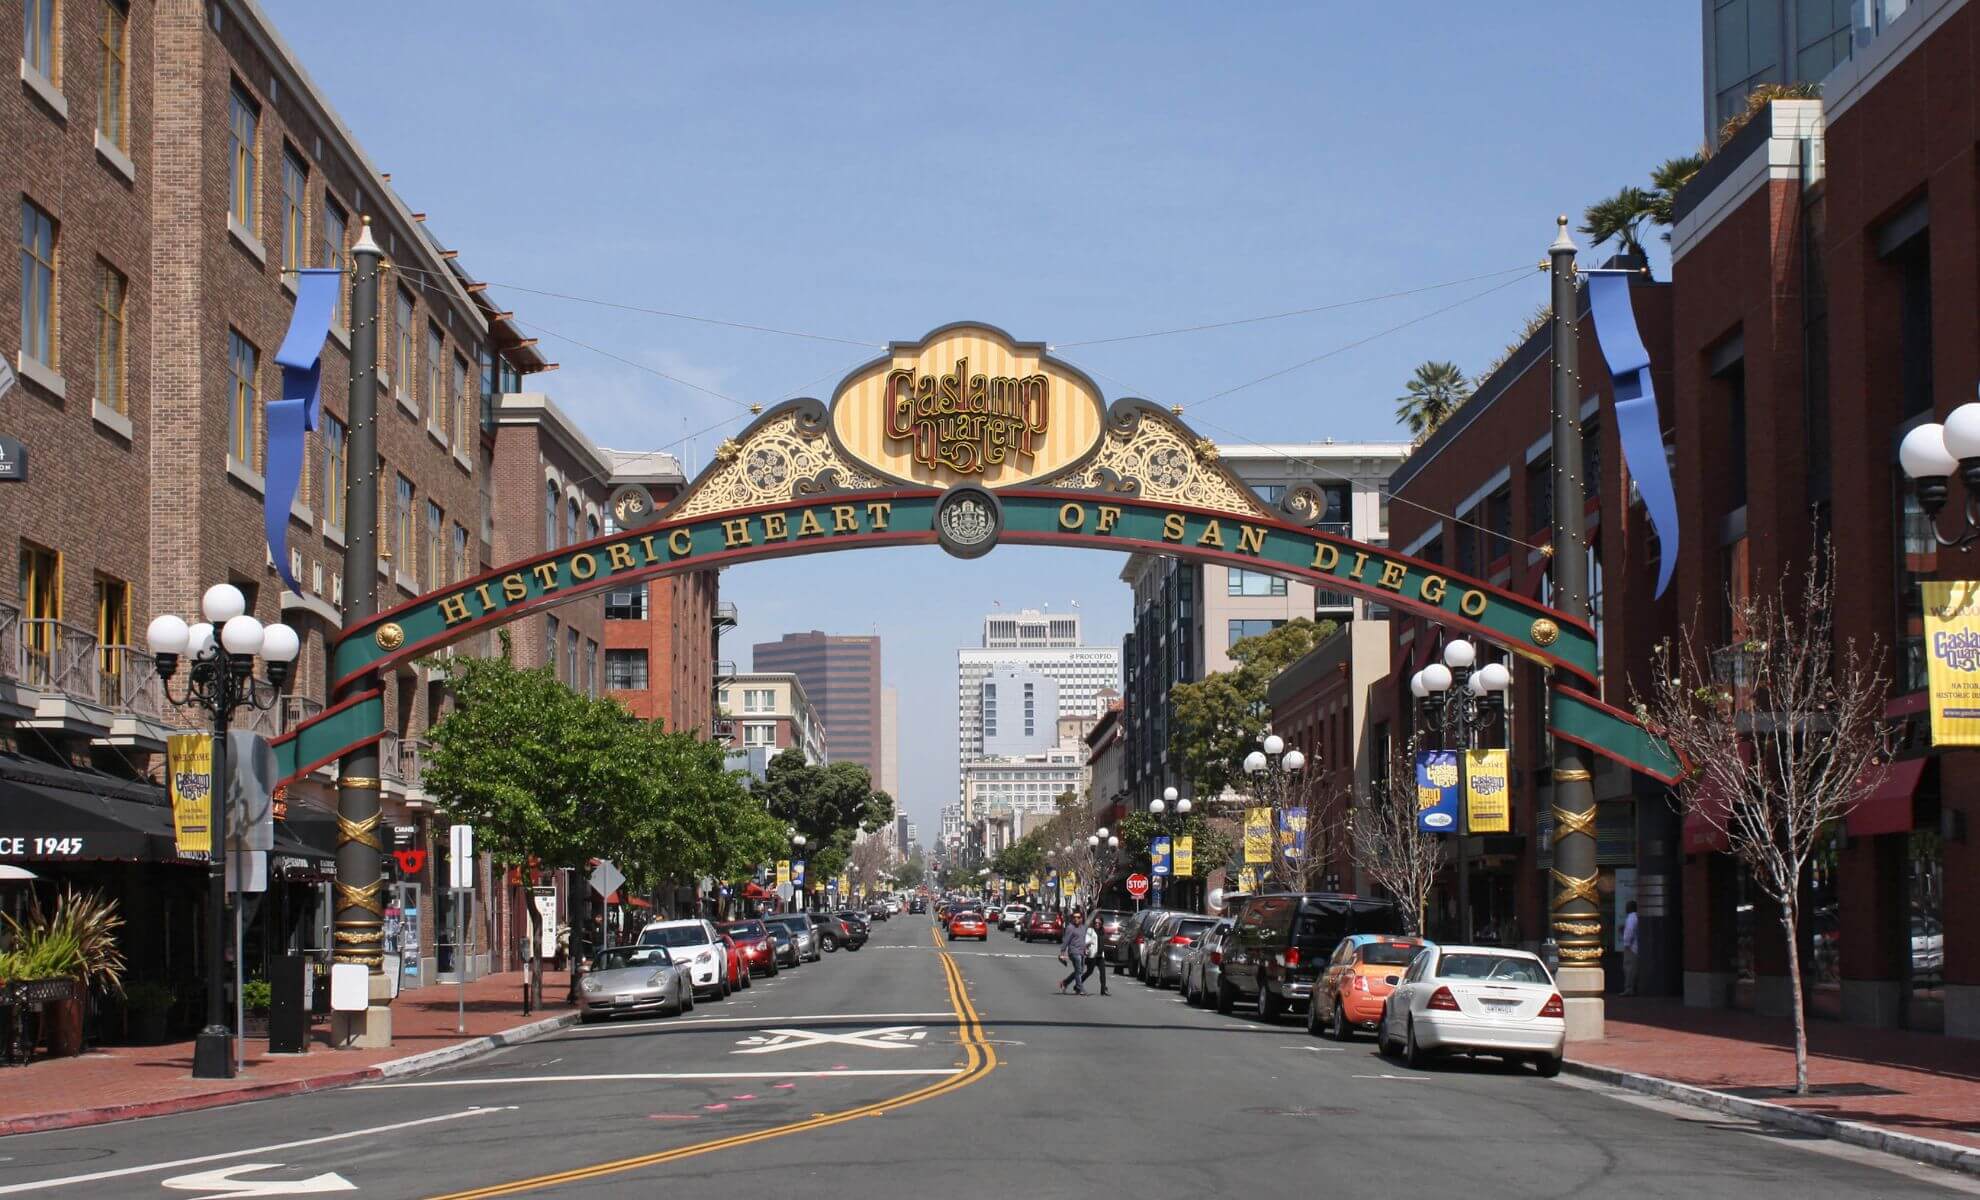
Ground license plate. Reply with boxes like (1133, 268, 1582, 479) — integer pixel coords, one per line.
(1481, 998, 1519, 1009)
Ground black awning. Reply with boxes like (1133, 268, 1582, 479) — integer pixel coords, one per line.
(0, 764, 196, 866)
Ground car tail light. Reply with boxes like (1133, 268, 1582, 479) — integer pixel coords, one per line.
(1210, 950, 1222, 964)
(1539, 993, 1564, 1018)
(1352, 975, 1369, 993)
(1284, 948, 1301, 968)
(1170, 935, 1192, 945)
(1428, 986, 1460, 1012)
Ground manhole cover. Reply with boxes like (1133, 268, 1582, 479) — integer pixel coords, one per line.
(1244, 1105, 1358, 1118)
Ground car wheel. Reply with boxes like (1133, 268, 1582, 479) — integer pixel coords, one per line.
(1404, 1018, 1428, 1070)
(741, 969, 752, 989)
(1306, 994, 1324, 1037)
(1332, 997, 1351, 1041)
(578, 1011, 597, 1024)
(1257, 979, 1283, 1023)
(1216, 977, 1236, 1015)
(1534, 1053, 1563, 1078)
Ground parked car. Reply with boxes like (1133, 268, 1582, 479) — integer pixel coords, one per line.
(717, 920, 780, 978)
(1181, 918, 1236, 1006)
(810, 912, 866, 951)
(1022, 910, 1065, 943)
(1147, 914, 1221, 989)
(637, 918, 735, 999)
(1216, 893, 1402, 1020)
(1309, 934, 1432, 1039)
(764, 913, 821, 962)
(1379, 944, 1564, 1075)
(716, 933, 752, 991)
(763, 921, 802, 968)
(909, 897, 927, 914)
(1116, 909, 1170, 977)
(885, 897, 903, 914)
(983, 906, 1003, 926)
(999, 904, 1030, 931)
(579, 944, 692, 1022)
(837, 910, 874, 938)
(947, 910, 989, 941)
(1091, 909, 1129, 964)
(867, 904, 891, 922)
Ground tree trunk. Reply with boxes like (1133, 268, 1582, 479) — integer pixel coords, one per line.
(1782, 905, 1809, 1096)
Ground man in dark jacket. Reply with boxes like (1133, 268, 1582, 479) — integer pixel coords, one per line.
(1058, 910, 1088, 995)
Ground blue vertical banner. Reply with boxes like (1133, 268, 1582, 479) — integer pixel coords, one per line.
(263, 268, 341, 594)
(792, 860, 806, 890)
(1415, 750, 1460, 832)
(1277, 807, 1308, 861)
(1150, 836, 1172, 877)
(1585, 270, 1679, 597)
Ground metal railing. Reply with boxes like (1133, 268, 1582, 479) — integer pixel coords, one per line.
(400, 738, 430, 789)
(96, 645, 178, 722)
(713, 659, 737, 684)
(18, 617, 100, 701)
(0, 599, 18, 683)
(282, 694, 325, 735)
(380, 732, 403, 782)
(713, 600, 738, 626)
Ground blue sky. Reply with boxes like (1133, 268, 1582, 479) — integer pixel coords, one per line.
(268, 2, 1701, 841)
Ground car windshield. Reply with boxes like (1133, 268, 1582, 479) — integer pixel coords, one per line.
(767, 917, 808, 933)
(1176, 918, 1217, 938)
(593, 946, 671, 971)
(1360, 942, 1422, 966)
(1439, 953, 1549, 983)
(765, 925, 792, 941)
(719, 921, 765, 937)
(639, 925, 711, 948)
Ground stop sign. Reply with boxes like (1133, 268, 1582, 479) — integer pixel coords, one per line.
(1125, 873, 1150, 899)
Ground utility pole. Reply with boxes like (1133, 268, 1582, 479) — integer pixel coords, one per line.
(1548, 216, 1604, 1039)
(333, 217, 390, 1047)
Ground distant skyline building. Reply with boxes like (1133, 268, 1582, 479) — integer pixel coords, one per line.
(880, 686, 900, 800)
(753, 630, 882, 781)
(957, 607, 1120, 809)
(979, 665, 1058, 757)
(983, 607, 1081, 649)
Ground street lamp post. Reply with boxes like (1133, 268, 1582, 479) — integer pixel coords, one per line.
(1087, 828, 1120, 910)
(1409, 638, 1511, 942)
(146, 586, 300, 1079)
(1148, 787, 1192, 909)
(1898, 394, 1980, 548)
(1242, 738, 1306, 891)
(789, 831, 806, 912)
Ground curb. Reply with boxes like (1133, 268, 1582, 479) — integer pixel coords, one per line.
(1563, 1059, 1980, 1178)
(0, 1010, 577, 1138)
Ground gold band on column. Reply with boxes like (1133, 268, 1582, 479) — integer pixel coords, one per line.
(1549, 868, 1600, 910)
(335, 878, 386, 916)
(1551, 806, 1597, 838)
(338, 776, 383, 790)
(337, 810, 383, 850)
(1554, 767, 1591, 782)
(1552, 920, 1601, 937)
(1557, 945, 1604, 962)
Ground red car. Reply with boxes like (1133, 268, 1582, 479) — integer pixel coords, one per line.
(716, 933, 751, 991)
(718, 920, 780, 978)
(1022, 911, 1065, 943)
(947, 911, 989, 941)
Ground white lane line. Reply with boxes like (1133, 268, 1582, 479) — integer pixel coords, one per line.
(0, 1106, 511, 1194)
(355, 1069, 963, 1089)
(557, 1011, 954, 1033)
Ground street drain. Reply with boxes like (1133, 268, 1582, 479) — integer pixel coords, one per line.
(1245, 1106, 1358, 1118)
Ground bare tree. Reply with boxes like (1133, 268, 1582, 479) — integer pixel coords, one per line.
(849, 835, 892, 900)
(1347, 746, 1444, 936)
(1642, 542, 1889, 1095)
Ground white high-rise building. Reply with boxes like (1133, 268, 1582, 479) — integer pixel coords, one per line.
(957, 608, 1121, 806)
(979, 666, 1058, 757)
(983, 607, 1081, 649)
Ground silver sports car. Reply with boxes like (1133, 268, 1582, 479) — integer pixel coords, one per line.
(578, 945, 693, 1022)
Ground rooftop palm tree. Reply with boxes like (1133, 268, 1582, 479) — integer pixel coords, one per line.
(1396, 361, 1470, 440)
(1645, 154, 1708, 226)
(1580, 186, 1653, 258)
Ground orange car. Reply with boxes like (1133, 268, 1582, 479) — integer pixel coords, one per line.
(946, 910, 989, 941)
(1309, 935, 1432, 1040)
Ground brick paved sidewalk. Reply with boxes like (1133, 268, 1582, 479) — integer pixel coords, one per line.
(1569, 996, 1980, 1152)
(0, 969, 573, 1133)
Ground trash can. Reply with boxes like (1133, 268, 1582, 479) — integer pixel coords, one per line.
(268, 953, 310, 1054)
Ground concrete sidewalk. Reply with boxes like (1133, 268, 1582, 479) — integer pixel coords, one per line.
(0, 969, 574, 1135)
(1566, 996, 1980, 1175)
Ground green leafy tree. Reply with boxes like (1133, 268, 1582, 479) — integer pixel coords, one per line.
(1169, 618, 1335, 799)
(1580, 153, 1709, 262)
(1395, 361, 1471, 439)
(895, 848, 926, 890)
(753, 751, 893, 902)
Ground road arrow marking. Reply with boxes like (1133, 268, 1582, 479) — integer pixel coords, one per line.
(161, 1163, 356, 1197)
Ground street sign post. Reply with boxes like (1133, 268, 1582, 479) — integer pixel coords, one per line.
(590, 859, 624, 952)
(449, 825, 474, 1032)
(1125, 874, 1150, 901)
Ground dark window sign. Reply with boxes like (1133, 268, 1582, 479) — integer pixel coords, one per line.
(0, 434, 25, 482)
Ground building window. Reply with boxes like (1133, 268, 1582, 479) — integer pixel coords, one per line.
(566, 498, 579, 549)
(582, 638, 597, 696)
(321, 197, 348, 325)
(95, 573, 130, 701)
(393, 474, 415, 584)
(604, 648, 648, 691)
(394, 289, 415, 403)
(95, 260, 126, 413)
(279, 148, 307, 272)
(227, 330, 258, 467)
(605, 589, 646, 620)
(100, 2, 128, 149)
(451, 522, 469, 583)
(743, 722, 775, 748)
(321, 413, 347, 529)
(565, 628, 578, 684)
(23, 0, 58, 82)
(1485, 486, 1513, 563)
(19, 199, 58, 369)
(452, 354, 471, 448)
(19, 541, 61, 686)
(425, 500, 444, 590)
(544, 482, 559, 551)
(1526, 455, 1553, 534)
(743, 688, 773, 713)
(426, 324, 446, 437)
(586, 513, 599, 544)
(1892, 233, 1933, 420)
(1795, 0, 1853, 81)
(228, 85, 259, 233)
(1719, 359, 1748, 510)
(1227, 568, 1287, 597)
(1228, 618, 1284, 648)
(545, 615, 559, 676)
(1712, 0, 1783, 130)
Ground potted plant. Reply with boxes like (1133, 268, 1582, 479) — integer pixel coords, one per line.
(0, 886, 126, 1058)
(124, 980, 176, 1045)
(240, 978, 272, 1039)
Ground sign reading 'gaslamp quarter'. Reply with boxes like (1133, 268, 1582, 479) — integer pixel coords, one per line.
(885, 356, 1049, 474)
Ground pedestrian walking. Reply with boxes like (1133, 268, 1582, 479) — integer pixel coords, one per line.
(1058, 909, 1088, 995)
(1080, 919, 1110, 995)
(1621, 901, 1640, 996)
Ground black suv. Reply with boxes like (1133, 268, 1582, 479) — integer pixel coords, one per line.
(1216, 893, 1400, 1020)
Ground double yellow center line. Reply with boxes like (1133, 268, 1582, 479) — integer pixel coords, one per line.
(424, 931, 995, 1198)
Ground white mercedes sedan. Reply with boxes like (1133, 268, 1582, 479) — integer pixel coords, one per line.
(1377, 944, 1566, 1076)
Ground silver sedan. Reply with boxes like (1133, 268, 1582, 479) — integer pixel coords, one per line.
(578, 946, 694, 1022)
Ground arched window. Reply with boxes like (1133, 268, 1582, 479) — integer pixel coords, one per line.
(566, 498, 580, 549)
(586, 513, 600, 544)
(545, 481, 559, 552)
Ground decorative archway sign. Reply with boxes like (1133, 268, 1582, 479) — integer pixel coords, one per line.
(273, 320, 1679, 789)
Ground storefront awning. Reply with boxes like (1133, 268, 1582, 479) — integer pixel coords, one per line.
(1847, 757, 1927, 838)
(0, 766, 195, 865)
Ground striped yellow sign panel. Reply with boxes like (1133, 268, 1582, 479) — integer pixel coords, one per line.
(1923, 581, 1980, 746)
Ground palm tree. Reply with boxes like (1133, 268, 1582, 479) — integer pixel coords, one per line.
(1580, 186, 1653, 257)
(1396, 361, 1471, 439)
(1645, 154, 1707, 226)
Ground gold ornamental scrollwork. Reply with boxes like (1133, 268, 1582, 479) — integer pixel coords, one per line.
(334, 953, 384, 967)
(1551, 805, 1597, 838)
(336, 879, 387, 916)
(1549, 869, 1600, 910)
(1552, 920, 1602, 937)
(672, 408, 882, 521)
(337, 810, 383, 850)
(334, 929, 384, 945)
(1530, 618, 1560, 646)
(1046, 406, 1272, 521)
(1557, 945, 1605, 962)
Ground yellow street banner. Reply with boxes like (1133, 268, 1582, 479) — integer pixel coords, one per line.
(1243, 807, 1272, 863)
(1924, 581, 1980, 745)
(775, 859, 791, 887)
(1059, 871, 1076, 897)
(836, 874, 849, 893)
(1028, 874, 1040, 893)
(1464, 748, 1511, 834)
(1238, 866, 1258, 892)
(1174, 835, 1193, 876)
(167, 733, 214, 860)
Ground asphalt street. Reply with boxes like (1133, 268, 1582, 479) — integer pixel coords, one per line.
(0, 915, 1971, 1199)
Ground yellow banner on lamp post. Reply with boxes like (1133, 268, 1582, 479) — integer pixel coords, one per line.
(775, 860, 791, 887)
(1060, 871, 1076, 898)
(167, 733, 214, 860)
(1464, 749, 1511, 833)
(1243, 807, 1272, 864)
(1174, 836, 1193, 876)
(1924, 581, 1980, 745)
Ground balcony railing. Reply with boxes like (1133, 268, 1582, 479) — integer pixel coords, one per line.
(400, 737, 431, 790)
(380, 732, 403, 782)
(19, 617, 101, 701)
(713, 600, 738, 627)
(713, 659, 737, 684)
(282, 694, 325, 735)
(0, 598, 20, 684)
(97, 645, 177, 722)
